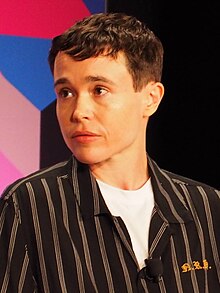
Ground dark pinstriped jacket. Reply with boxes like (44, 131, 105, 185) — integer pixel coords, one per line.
(0, 156, 220, 292)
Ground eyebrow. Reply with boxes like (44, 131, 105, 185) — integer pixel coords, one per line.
(54, 75, 115, 88)
(54, 78, 69, 88)
(84, 75, 115, 85)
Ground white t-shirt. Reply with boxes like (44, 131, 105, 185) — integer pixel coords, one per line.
(96, 178, 154, 269)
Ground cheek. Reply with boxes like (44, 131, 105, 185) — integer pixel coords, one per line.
(103, 112, 133, 140)
(56, 110, 64, 128)
(56, 113, 70, 139)
(56, 102, 63, 123)
(56, 103, 71, 125)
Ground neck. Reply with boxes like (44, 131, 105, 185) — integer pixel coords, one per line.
(89, 152, 149, 190)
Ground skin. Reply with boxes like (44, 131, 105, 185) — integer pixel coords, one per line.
(54, 51, 164, 190)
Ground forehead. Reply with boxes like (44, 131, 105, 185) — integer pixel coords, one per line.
(53, 51, 133, 83)
(54, 51, 127, 69)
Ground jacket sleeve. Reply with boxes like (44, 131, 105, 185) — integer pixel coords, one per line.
(0, 192, 36, 293)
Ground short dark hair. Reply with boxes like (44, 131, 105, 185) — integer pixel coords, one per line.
(48, 12, 164, 91)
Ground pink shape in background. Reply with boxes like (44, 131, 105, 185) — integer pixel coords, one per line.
(0, 73, 40, 176)
(0, 0, 90, 39)
(0, 151, 23, 194)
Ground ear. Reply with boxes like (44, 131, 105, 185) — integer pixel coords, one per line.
(143, 81, 164, 117)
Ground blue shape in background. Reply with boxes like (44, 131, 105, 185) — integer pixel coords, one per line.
(0, 35, 55, 111)
(84, 0, 106, 13)
(0, 0, 106, 110)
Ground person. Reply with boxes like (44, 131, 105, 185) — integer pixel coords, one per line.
(0, 12, 220, 293)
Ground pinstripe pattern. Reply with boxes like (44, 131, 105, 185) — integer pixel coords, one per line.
(179, 184, 209, 292)
(41, 178, 68, 293)
(149, 221, 168, 256)
(170, 237, 184, 293)
(58, 175, 87, 292)
(72, 175, 98, 292)
(95, 216, 115, 292)
(57, 175, 69, 233)
(181, 223, 199, 292)
(0, 156, 220, 292)
(18, 250, 29, 293)
(113, 231, 133, 292)
(198, 186, 220, 280)
(70, 237, 85, 293)
(27, 182, 50, 292)
(1, 205, 19, 293)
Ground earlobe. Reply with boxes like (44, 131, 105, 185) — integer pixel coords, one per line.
(143, 82, 164, 117)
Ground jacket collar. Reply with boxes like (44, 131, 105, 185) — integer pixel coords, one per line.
(67, 155, 192, 223)
(148, 157, 193, 224)
(68, 156, 110, 219)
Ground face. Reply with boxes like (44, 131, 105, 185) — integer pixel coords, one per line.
(54, 52, 155, 167)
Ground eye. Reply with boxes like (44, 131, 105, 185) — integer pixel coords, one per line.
(57, 88, 74, 99)
(94, 86, 108, 96)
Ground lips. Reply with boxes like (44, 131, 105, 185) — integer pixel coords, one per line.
(71, 131, 100, 143)
(72, 131, 99, 137)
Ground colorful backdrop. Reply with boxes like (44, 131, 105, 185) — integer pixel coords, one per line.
(0, 0, 105, 194)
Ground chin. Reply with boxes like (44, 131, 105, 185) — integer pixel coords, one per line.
(72, 151, 105, 166)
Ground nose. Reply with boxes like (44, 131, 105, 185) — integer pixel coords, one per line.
(71, 94, 94, 122)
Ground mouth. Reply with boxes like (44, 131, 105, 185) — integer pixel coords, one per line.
(71, 131, 101, 143)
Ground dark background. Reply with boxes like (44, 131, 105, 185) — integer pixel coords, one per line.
(40, 0, 220, 189)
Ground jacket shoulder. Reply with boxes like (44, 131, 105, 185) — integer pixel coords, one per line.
(1, 159, 71, 200)
(163, 169, 219, 192)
